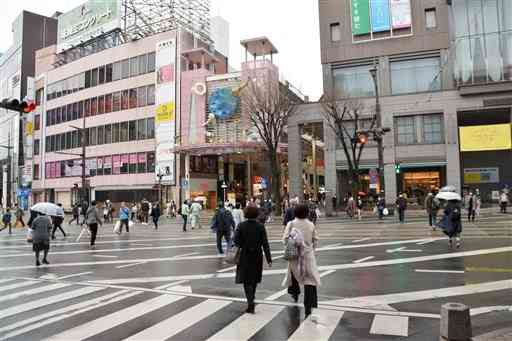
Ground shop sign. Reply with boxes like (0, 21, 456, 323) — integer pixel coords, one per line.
(390, 0, 411, 29)
(463, 168, 500, 184)
(351, 0, 371, 35)
(459, 124, 512, 152)
(57, 0, 121, 53)
(370, 0, 391, 32)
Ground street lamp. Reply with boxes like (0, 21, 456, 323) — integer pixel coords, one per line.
(221, 181, 228, 204)
(369, 65, 385, 195)
(157, 169, 164, 207)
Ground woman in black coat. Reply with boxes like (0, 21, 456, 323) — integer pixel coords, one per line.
(234, 206, 272, 314)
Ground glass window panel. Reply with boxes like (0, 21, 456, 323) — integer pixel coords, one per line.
(97, 126, 104, 145)
(73, 130, 79, 148)
(104, 156, 112, 175)
(130, 56, 139, 77)
(112, 123, 120, 143)
(105, 93, 113, 113)
(104, 124, 112, 144)
(73, 102, 79, 120)
(54, 135, 60, 151)
(78, 101, 84, 118)
(45, 136, 50, 152)
(121, 90, 130, 110)
(129, 120, 137, 141)
(112, 92, 121, 111)
(34, 115, 40, 130)
(147, 52, 156, 72)
(84, 99, 91, 117)
(485, 33, 503, 82)
(147, 152, 155, 173)
(137, 153, 146, 173)
(78, 73, 85, 91)
(129, 88, 138, 109)
(121, 59, 130, 79)
(330, 23, 341, 41)
(112, 61, 122, 81)
(423, 114, 443, 144)
(120, 122, 129, 142)
(91, 97, 98, 116)
(96, 157, 104, 176)
(395, 116, 416, 145)
(147, 85, 155, 105)
(67, 104, 73, 122)
(147, 117, 155, 139)
(105, 63, 113, 83)
(468, 0, 483, 36)
(333, 65, 375, 98)
(66, 132, 72, 149)
(137, 119, 147, 140)
(139, 54, 148, 74)
(137, 86, 147, 106)
(61, 134, 66, 151)
(91, 68, 98, 87)
(120, 155, 129, 174)
(391, 58, 440, 94)
(503, 32, 512, 80)
(98, 95, 105, 114)
(55, 107, 61, 124)
(98, 66, 105, 84)
(89, 127, 97, 146)
(34, 139, 40, 155)
(85, 70, 91, 88)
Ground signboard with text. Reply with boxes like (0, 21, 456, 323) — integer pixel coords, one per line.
(390, 0, 412, 29)
(370, 0, 391, 32)
(464, 168, 500, 184)
(351, 0, 371, 35)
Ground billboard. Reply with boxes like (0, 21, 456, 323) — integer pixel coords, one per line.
(155, 39, 177, 185)
(370, 0, 391, 32)
(459, 124, 512, 152)
(464, 168, 500, 184)
(351, 0, 371, 35)
(390, 0, 412, 29)
(57, 0, 121, 53)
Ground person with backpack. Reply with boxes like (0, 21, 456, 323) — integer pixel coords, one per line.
(211, 202, 235, 254)
(1, 208, 12, 234)
(282, 204, 321, 317)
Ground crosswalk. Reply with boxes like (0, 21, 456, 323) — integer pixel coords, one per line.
(0, 278, 433, 341)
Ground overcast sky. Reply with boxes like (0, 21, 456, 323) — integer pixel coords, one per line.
(2, 0, 323, 100)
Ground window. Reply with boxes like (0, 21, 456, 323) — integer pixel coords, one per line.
(89, 127, 97, 146)
(97, 126, 104, 145)
(121, 90, 130, 110)
(112, 92, 121, 111)
(84, 99, 91, 117)
(423, 114, 443, 144)
(91, 97, 98, 116)
(120, 122, 129, 142)
(78, 101, 84, 118)
(73, 102, 79, 120)
(34, 139, 40, 155)
(98, 66, 105, 85)
(139, 54, 148, 74)
(129, 120, 137, 141)
(105, 63, 113, 83)
(55, 107, 61, 124)
(130, 56, 139, 77)
(91, 68, 98, 87)
(112, 61, 122, 81)
(137, 86, 147, 107)
(97, 157, 104, 176)
(33, 164, 40, 180)
(67, 104, 73, 122)
(129, 153, 137, 173)
(105, 93, 113, 113)
(147, 85, 156, 105)
(147, 52, 156, 72)
(36, 89, 43, 106)
(147, 118, 155, 139)
(112, 123, 120, 143)
(129, 88, 138, 108)
(65, 132, 72, 149)
(104, 124, 112, 144)
(104, 156, 112, 175)
(137, 119, 147, 140)
(333, 65, 375, 98)
(98, 95, 105, 115)
(85, 70, 91, 88)
(137, 153, 146, 173)
(425, 8, 437, 29)
(34, 114, 41, 130)
(60, 133, 66, 151)
(72, 130, 80, 148)
(391, 57, 441, 94)
(330, 23, 341, 42)
(147, 151, 156, 173)
(120, 154, 129, 174)
(54, 134, 60, 151)
(45, 136, 50, 152)
(78, 73, 85, 91)
(121, 59, 130, 79)
(395, 116, 417, 145)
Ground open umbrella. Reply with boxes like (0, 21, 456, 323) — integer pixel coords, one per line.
(439, 185, 457, 193)
(436, 191, 461, 201)
(31, 202, 61, 216)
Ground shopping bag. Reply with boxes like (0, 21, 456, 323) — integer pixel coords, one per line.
(26, 228, 33, 243)
(383, 208, 389, 216)
(225, 246, 241, 265)
(113, 221, 121, 234)
(128, 220, 134, 229)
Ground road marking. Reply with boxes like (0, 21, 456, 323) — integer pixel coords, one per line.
(415, 269, 464, 274)
(470, 306, 512, 316)
(159, 280, 190, 290)
(44, 294, 183, 340)
(265, 270, 336, 301)
(370, 314, 409, 337)
(288, 309, 344, 341)
(323, 242, 343, 248)
(130, 243, 154, 247)
(57, 272, 94, 280)
(123, 299, 231, 341)
(116, 261, 147, 269)
(93, 254, 119, 258)
(0, 278, 15, 285)
(0, 283, 70, 303)
(0, 280, 38, 293)
(386, 247, 422, 253)
(352, 237, 371, 243)
(174, 252, 200, 258)
(417, 239, 437, 245)
(206, 304, 284, 341)
(465, 266, 512, 273)
(353, 256, 375, 263)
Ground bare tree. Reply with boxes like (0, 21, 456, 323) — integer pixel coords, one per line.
(320, 93, 375, 196)
(243, 73, 297, 213)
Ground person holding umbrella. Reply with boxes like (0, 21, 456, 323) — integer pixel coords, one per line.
(29, 202, 62, 266)
(435, 189, 463, 248)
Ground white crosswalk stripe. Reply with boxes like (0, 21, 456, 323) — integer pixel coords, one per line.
(370, 314, 409, 337)
(288, 309, 345, 341)
(0, 280, 38, 293)
(0, 283, 70, 303)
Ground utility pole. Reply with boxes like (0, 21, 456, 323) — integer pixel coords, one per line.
(81, 113, 87, 205)
(369, 66, 385, 195)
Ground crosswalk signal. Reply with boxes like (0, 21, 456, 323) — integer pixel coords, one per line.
(0, 98, 36, 113)
(395, 163, 401, 174)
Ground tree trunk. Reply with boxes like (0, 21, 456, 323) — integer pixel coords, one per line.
(269, 151, 282, 216)
(348, 168, 360, 197)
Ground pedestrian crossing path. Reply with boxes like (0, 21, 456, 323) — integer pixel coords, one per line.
(0, 277, 436, 340)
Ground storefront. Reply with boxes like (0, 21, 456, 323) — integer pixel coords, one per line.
(397, 165, 446, 205)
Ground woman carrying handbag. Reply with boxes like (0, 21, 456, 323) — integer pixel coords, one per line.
(233, 206, 272, 314)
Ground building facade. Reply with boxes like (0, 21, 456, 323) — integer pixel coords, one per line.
(289, 0, 512, 209)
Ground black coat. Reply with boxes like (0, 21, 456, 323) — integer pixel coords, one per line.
(234, 219, 272, 285)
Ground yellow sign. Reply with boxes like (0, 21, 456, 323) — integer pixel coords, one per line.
(459, 124, 512, 152)
(155, 102, 175, 123)
(25, 121, 34, 136)
(463, 173, 481, 184)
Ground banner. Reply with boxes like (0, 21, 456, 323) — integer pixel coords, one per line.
(370, 0, 391, 32)
(155, 38, 178, 185)
(464, 168, 500, 184)
(390, 0, 412, 29)
(351, 0, 371, 35)
(459, 124, 512, 152)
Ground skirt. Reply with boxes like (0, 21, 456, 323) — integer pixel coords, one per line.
(33, 241, 50, 252)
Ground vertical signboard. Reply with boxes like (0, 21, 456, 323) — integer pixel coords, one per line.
(390, 0, 412, 29)
(351, 0, 371, 35)
(155, 38, 177, 185)
(370, 0, 391, 32)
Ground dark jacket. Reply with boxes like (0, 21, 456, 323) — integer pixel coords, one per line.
(396, 197, 407, 210)
(234, 219, 272, 285)
(283, 207, 295, 226)
(31, 215, 52, 243)
(150, 206, 161, 218)
(212, 208, 235, 232)
(438, 201, 462, 237)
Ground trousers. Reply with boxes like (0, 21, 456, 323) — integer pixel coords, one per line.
(288, 272, 318, 316)
(88, 223, 98, 246)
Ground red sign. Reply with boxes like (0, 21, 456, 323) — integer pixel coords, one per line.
(129, 153, 138, 164)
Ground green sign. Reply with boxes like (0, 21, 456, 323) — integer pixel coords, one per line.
(351, 0, 371, 35)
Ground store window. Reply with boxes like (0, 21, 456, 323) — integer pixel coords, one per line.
(395, 116, 417, 145)
(333, 65, 375, 98)
(423, 114, 443, 144)
(330, 23, 341, 42)
(390, 57, 441, 94)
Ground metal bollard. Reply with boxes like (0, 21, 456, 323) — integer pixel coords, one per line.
(440, 303, 472, 341)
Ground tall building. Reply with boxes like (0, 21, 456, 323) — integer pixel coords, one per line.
(289, 0, 512, 208)
(0, 11, 57, 208)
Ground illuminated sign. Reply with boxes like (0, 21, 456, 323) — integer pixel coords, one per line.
(459, 124, 512, 152)
(464, 168, 499, 184)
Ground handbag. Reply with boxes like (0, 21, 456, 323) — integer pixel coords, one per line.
(26, 228, 33, 243)
(225, 246, 241, 265)
(383, 208, 389, 216)
(283, 224, 300, 261)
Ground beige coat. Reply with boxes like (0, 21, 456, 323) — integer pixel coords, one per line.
(282, 218, 321, 287)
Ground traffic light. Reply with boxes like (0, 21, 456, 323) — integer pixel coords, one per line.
(0, 98, 36, 113)
(395, 163, 401, 174)
(356, 132, 368, 145)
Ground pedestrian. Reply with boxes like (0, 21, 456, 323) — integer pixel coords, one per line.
(141, 199, 150, 224)
(118, 202, 130, 234)
(332, 194, 337, 215)
(51, 204, 66, 239)
(467, 192, 476, 222)
(69, 204, 80, 225)
(396, 194, 407, 223)
(14, 203, 25, 228)
(86, 200, 103, 248)
(425, 191, 436, 228)
(346, 195, 356, 218)
(105, 200, 113, 223)
(283, 198, 297, 227)
(377, 195, 385, 220)
(81, 200, 89, 226)
(356, 196, 363, 220)
(181, 200, 189, 232)
(283, 204, 321, 317)
(211, 203, 235, 254)
(232, 203, 245, 229)
(234, 205, 272, 314)
(150, 203, 161, 230)
(130, 202, 137, 221)
(438, 200, 463, 248)
(307, 200, 318, 225)
(499, 191, 509, 213)
(1, 208, 12, 234)
(190, 201, 202, 229)
(263, 199, 273, 223)
(29, 211, 52, 266)
(171, 200, 177, 217)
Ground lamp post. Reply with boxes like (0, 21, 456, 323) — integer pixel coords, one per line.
(369, 66, 385, 195)
(157, 170, 164, 207)
(221, 181, 228, 204)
